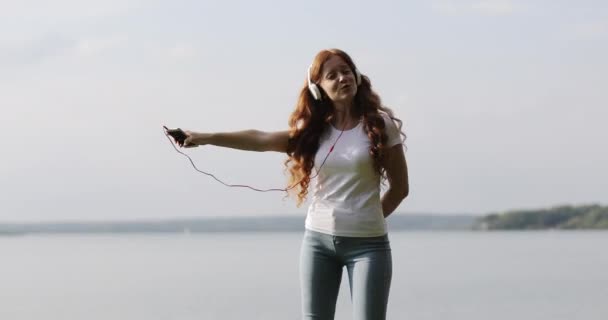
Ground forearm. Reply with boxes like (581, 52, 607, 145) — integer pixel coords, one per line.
(192, 130, 266, 151)
(381, 187, 408, 218)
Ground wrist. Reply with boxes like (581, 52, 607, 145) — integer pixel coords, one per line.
(192, 132, 211, 145)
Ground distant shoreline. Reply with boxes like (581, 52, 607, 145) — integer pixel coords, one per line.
(0, 214, 475, 234)
(2, 204, 606, 235)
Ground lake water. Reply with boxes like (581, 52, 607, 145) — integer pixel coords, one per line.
(1, 231, 606, 320)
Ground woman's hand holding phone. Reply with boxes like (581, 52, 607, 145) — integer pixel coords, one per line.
(163, 126, 197, 148)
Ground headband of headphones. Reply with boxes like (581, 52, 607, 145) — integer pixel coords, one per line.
(307, 64, 362, 101)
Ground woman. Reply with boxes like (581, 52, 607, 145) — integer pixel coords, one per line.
(177, 48, 409, 320)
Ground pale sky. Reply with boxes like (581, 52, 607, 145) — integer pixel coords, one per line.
(1, 0, 606, 222)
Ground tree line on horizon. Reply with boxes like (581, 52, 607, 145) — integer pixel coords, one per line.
(474, 204, 608, 230)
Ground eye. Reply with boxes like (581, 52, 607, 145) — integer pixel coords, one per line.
(326, 72, 336, 80)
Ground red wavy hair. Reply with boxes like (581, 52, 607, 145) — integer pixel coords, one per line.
(285, 49, 405, 206)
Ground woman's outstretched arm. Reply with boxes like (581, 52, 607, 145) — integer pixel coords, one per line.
(183, 130, 290, 153)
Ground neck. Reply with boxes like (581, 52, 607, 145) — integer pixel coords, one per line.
(332, 101, 356, 129)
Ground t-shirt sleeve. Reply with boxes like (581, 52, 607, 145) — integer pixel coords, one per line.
(382, 113, 403, 147)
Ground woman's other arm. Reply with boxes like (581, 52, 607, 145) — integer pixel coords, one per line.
(381, 144, 409, 218)
(183, 130, 290, 153)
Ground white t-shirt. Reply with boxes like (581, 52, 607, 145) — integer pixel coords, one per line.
(305, 113, 403, 237)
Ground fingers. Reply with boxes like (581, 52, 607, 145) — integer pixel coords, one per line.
(176, 142, 196, 148)
(182, 135, 198, 148)
(173, 137, 186, 147)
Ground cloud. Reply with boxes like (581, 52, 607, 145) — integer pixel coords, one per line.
(471, 0, 515, 15)
(0, 0, 144, 21)
(168, 44, 198, 60)
(0, 34, 76, 66)
(431, 0, 517, 16)
(74, 35, 129, 57)
(568, 20, 608, 40)
(0, 0, 142, 67)
(431, 1, 460, 15)
(0, 33, 129, 67)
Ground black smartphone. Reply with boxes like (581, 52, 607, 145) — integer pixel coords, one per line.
(163, 126, 188, 145)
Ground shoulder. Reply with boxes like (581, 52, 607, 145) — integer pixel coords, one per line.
(378, 111, 403, 146)
(377, 111, 399, 132)
(378, 111, 391, 124)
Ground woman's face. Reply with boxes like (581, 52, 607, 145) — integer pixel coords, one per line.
(318, 55, 357, 104)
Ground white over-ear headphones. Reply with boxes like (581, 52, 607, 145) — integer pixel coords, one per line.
(307, 65, 362, 101)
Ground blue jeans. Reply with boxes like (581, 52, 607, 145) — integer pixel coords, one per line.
(299, 229, 392, 320)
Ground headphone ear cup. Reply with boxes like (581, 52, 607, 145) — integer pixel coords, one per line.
(307, 65, 322, 101)
(355, 69, 362, 86)
(308, 83, 322, 100)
